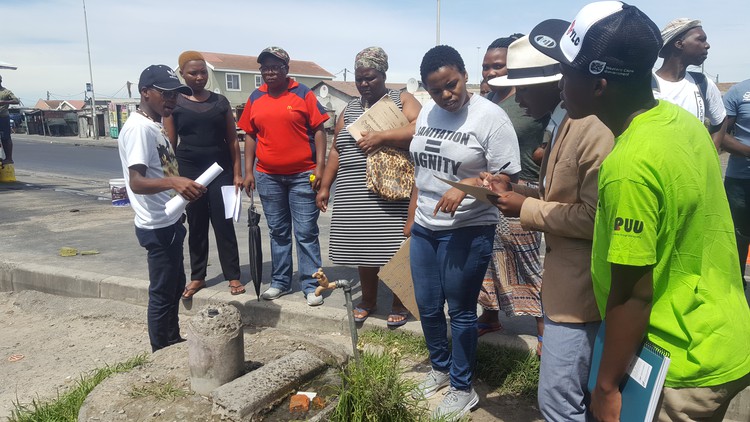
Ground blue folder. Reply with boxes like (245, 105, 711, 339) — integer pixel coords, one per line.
(588, 322, 671, 422)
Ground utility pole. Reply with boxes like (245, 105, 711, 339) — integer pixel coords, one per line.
(436, 0, 441, 45)
(82, 0, 98, 139)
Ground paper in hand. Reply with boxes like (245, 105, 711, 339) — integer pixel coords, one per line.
(165, 162, 224, 219)
(221, 185, 242, 222)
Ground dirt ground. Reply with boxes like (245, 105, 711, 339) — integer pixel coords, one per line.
(0, 290, 542, 421)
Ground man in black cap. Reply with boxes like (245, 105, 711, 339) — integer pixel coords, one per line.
(530, 2, 750, 421)
(118, 64, 206, 352)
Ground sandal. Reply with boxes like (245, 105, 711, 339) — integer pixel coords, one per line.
(182, 280, 206, 300)
(477, 322, 503, 337)
(228, 280, 246, 295)
(387, 310, 409, 327)
(353, 306, 376, 323)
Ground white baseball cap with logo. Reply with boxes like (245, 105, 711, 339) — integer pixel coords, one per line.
(529, 1, 662, 79)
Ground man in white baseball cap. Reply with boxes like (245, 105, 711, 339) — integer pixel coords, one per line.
(654, 17, 726, 150)
(530, 2, 750, 421)
(486, 35, 613, 421)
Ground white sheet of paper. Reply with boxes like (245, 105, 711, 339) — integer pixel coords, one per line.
(435, 176, 499, 205)
(221, 186, 242, 222)
(165, 162, 223, 219)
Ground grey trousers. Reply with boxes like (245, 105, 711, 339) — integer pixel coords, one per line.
(538, 315, 601, 422)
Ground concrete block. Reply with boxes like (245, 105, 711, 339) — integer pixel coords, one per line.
(12, 263, 102, 298)
(99, 275, 149, 306)
(212, 350, 326, 421)
(188, 304, 244, 395)
(0, 260, 16, 292)
(725, 386, 749, 422)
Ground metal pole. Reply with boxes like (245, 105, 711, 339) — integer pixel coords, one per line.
(336, 280, 360, 363)
(82, 0, 98, 139)
(436, 0, 441, 45)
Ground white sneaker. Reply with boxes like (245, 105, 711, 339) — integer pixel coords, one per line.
(306, 292, 323, 306)
(411, 369, 450, 399)
(260, 287, 291, 300)
(431, 387, 479, 421)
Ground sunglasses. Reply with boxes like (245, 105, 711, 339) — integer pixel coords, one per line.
(259, 64, 287, 74)
(149, 87, 179, 100)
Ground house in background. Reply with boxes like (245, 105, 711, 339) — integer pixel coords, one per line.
(195, 51, 335, 107)
(310, 81, 407, 131)
(26, 99, 86, 136)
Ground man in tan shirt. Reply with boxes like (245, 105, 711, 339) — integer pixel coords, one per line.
(485, 35, 614, 421)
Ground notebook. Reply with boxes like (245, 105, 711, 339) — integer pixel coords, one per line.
(588, 322, 671, 422)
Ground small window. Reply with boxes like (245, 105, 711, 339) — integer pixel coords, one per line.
(255, 75, 262, 88)
(226, 73, 241, 91)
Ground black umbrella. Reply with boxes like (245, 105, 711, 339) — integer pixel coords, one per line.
(247, 192, 263, 301)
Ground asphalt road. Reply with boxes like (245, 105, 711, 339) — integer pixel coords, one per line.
(13, 134, 122, 181)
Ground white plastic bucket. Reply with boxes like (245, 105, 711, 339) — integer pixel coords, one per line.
(109, 178, 130, 207)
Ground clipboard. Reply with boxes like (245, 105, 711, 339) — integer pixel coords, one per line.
(435, 176, 499, 205)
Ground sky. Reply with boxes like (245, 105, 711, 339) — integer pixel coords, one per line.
(2, 0, 748, 107)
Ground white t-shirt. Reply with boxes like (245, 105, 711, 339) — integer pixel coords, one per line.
(652, 72, 726, 126)
(118, 112, 181, 230)
(410, 94, 521, 230)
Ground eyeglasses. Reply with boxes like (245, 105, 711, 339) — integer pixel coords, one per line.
(149, 87, 179, 100)
(259, 65, 286, 74)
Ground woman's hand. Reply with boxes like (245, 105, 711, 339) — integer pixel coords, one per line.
(310, 168, 323, 191)
(316, 187, 330, 212)
(233, 174, 244, 193)
(243, 173, 256, 195)
(355, 131, 385, 155)
(434, 187, 466, 217)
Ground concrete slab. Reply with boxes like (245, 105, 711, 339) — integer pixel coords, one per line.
(0, 261, 15, 292)
(12, 263, 102, 298)
(211, 350, 327, 420)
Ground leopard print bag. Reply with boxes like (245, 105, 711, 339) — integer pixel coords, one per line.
(365, 147, 415, 201)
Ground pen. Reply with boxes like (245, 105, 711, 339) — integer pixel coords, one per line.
(492, 161, 511, 176)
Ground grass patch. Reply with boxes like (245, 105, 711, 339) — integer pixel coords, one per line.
(360, 328, 539, 398)
(9, 354, 149, 422)
(129, 380, 188, 401)
(330, 351, 429, 422)
(359, 328, 429, 357)
(475, 343, 539, 398)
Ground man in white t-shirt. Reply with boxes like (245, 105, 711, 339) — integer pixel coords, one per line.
(118, 64, 205, 352)
(654, 18, 726, 149)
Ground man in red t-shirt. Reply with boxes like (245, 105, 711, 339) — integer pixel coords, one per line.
(240, 46, 329, 306)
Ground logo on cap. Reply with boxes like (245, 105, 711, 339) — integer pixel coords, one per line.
(534, 35, 557, 49)
(589, 60, 606, 74)
(167, 69, 178, 79)
(566, 20, 581, 46)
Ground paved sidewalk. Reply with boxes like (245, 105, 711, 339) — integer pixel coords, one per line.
(0, 134, 538, 350)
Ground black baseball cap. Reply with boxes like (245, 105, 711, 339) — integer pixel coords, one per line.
(529, 1, 661, 79)
(138, 64, 193, 95)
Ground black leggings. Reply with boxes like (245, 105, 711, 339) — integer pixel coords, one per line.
(184, 169, 241, 281)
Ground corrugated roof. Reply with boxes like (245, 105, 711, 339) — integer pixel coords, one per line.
(199, 51, 334, 78)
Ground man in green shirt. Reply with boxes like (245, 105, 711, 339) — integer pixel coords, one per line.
(0, 75, 20, 164)
(531, 2, 750, 421)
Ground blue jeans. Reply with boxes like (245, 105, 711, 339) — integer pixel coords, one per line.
(725, 176, 750, 285)
(255, 170, 321, 295)
(538, 316, 601, 422)
(410, 223, 495, 391)
(135, 221, 187, 352)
